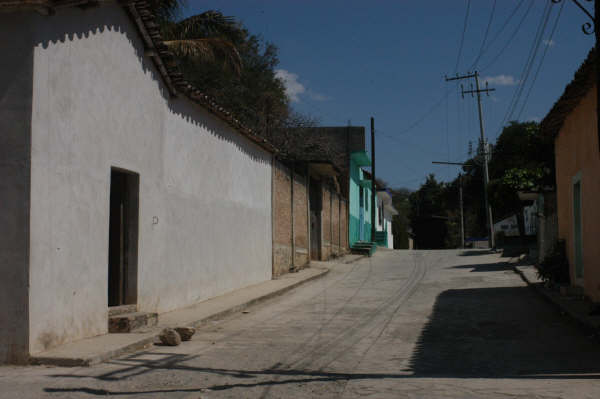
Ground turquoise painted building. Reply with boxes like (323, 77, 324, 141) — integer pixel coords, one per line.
(349, 151, 378, 248)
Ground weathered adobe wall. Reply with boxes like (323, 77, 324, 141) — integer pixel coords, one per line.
(321, 187, 332, 260)
(293, 172, 309, 268)
(0, 18, 33, 364)
(272, 161, 310, 277)
(340, 200, 349, 251)
(332, 192, 340, 255)
(555, 86, 600, 302)
(272, 161, 293, 277)
(318, 184, 349, 260)
(15, 4, 272, 356)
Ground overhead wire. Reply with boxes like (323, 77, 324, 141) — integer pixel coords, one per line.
(516, 0, 565, 121)
(455, 0, 472, 73)
(506, 1, 553, 122)
(469, 0, 497, 70)
(479, 0, 536, 72)
(496, 1, 552, 135)
(469, 0, 525, 71)
(393, 88, 452, 137)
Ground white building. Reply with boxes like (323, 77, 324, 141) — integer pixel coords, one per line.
(0, 0, 275, 363)
(376, 189, 398, 249)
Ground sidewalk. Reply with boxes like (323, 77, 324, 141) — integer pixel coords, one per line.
(29, 259, 344, 367)
(512, 257, 600, 336)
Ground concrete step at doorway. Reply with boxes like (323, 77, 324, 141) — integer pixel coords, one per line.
(109, 311, 158, 333)
(351, 241, 377, 257)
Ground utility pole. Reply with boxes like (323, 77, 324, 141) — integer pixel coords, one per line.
(432, 161, 466, 248)
(459, 173, 465, 249)
(371, 117, 376, 242)
(446, 71, 496, 249)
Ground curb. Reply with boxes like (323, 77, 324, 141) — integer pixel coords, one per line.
(188, 267, 330, 328)
(29, 268, 330, 367)
(511, 261, 600, 338)
(343, 254, 367, 264)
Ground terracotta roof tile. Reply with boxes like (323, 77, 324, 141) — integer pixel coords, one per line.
(540, 47, 595, 139)
(0, 0, 278, 153)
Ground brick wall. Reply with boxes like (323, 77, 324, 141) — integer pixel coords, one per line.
(332, 192, 340, 256)
(274, 161, 350, 272)
(293, 173, 309, 268)
(321, 186, 331, 260)
(272, 161, 292, 277)
(341, 199, 349, 251)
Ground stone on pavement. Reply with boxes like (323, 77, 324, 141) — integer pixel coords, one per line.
(174, 327, 195, 341)
(158, 328, 181, 346)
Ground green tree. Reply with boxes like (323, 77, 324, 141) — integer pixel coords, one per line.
(390, 188, 412, 249)
(487, 121, 554, 241)
(409, 174, 449, 249)
(150, 1, 297, 134)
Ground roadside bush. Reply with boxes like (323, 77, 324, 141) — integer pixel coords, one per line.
(537, 240, 570, 284)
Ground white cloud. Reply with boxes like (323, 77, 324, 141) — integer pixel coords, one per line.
(275, 69, 330, 103)
(275, 69, 305, 102)
(482, 74, 518, 86)
(543, 39, 555, 47)
(307, 89, 331, 102)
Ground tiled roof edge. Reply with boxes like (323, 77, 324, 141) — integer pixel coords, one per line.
(0, 0, 278, 153)
(540, 47, 596, 139)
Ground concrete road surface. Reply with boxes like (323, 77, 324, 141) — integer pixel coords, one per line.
(2, 249, 600, 398)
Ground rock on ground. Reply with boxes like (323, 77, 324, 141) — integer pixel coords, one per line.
(175, 327, 195, 341)
(158, 328, 181, 346)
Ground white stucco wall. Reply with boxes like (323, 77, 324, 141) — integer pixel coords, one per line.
(384, 213, 394, 249)
(18, 4, 272, 354)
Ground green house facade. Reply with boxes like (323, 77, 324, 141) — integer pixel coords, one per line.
(349, 151, 378, 248)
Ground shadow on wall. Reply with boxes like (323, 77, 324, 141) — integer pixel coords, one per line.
(32, 4, 270, 165)
(407, 285, 600, 378)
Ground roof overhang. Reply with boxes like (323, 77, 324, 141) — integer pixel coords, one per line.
(358, 179, 372, 188)
(309, 161, 339, 178)
(0, 0, 279, 154)
(384, 204, 399, 216)
(377, 189, 393, 204)
(351, 151, 371, 167)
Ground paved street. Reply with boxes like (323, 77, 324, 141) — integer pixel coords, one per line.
(2, 249, 600, 398)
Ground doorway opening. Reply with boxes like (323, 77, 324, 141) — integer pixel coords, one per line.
(108, 168, 139, 307)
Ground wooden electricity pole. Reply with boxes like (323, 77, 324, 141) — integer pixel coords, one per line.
(371, 117, 376, 242)
(446, 71, 496, 249)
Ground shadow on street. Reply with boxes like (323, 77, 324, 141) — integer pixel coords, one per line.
(407, 285, 600, 378)
(43, 258, 600, 396)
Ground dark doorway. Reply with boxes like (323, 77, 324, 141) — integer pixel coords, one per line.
(309, 179, 322, 260)
(108, 168, 139, 307)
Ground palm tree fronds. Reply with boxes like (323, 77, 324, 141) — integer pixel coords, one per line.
(164, 38, 242, 75)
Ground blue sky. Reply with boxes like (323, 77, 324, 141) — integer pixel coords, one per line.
(184, 0, 594, 190)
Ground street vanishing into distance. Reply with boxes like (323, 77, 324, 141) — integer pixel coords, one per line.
(2, 250, 600, 398)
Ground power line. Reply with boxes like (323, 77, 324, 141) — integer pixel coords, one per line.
(480, 0, 536, 72)
(470, 0, 525, 71)
(455, 0, 472, 73)
(495, 1, 552, 135)
(394, 88, 452, 137)
(376, 129, 449, 159)
(469, 0, 497, 70)
(517, 0, 565, 121)
(505, 1, 553, 123)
